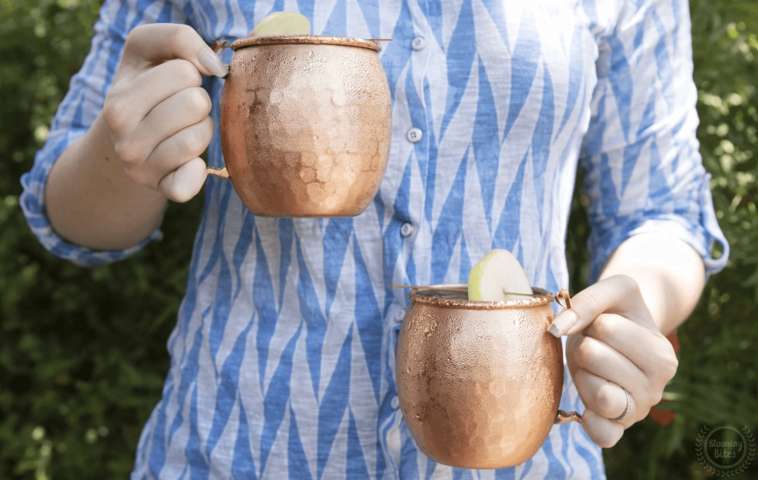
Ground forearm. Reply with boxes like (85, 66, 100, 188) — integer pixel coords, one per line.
(46, 114, 167, 251)
(599, 233, 706, 335)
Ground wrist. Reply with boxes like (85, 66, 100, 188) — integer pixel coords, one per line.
(45, 114, 167, 250)
(90, 114, 168, 203)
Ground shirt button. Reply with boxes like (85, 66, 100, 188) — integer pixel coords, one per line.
(406, 127, 423, 143)
(391, 396, 400, 409)
(400, 222, 414, 237)
(411, 36, 425, 51)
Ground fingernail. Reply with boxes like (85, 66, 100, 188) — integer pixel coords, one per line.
(199, 49, 226, 77)
(549, 309, 577, 337)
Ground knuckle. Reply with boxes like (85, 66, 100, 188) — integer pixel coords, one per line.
(129, 24, 150, 39)
(584, 410, 625, 448)
(597, 435, 617, 449)
(169, 24, 196, 53)
(650, 389, 664, 406)
(587, 422, 620, 449)
(638, 387, 658, 409)
(201, 116, 215, 141)
(616, 275, 641, 296)
(594, 385, 616, 415)
(652, 341, 679, 381)
(169, 59, 202, 86)
(123, 165, 152, 187)
(637, 387, 663, 406)
(124, 25, 147, 50)
(102, 100, 131, 133)
(668, 354, 679, 376)
(575, 338, 598, 367)
(181, 131, 207, 157)
(114, 140, 145, 165)
(578, 289, 602, 320)
(660, 354, 679, 381)
(186, 87, 212, 116)
(591, 314, 617, 339)
(597, 439, 612, 449)
(607, 431, 623, 448)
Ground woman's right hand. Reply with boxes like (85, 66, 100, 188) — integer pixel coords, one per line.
(101, 24, 227, 202)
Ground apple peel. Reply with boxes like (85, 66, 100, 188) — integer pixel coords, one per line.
(250, 12, 311, 37)
(468, 249, 532, 301)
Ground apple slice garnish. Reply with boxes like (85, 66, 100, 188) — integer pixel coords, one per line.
(250, 12, 311, 37)
(468, 249, 533, 301)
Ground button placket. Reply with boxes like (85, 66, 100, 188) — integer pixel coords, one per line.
(406, 127, 423, 143)
(411, 36, 425, 51)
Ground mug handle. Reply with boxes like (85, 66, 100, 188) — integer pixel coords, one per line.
(205, 39, 233, 180)
(207, 166, 230, 179)
(553, 289, 583, 424)
(555, 410, 583, 424)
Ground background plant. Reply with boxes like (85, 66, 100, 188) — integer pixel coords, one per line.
(1, 0, 756, 478)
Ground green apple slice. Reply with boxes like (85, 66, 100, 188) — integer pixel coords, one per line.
(468, 249, 533, 301)
(250, 12, 311, 37)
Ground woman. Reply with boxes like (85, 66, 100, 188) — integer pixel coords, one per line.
(21, 0, 728, 478)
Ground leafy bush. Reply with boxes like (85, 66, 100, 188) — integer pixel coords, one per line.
(0, 1, 200, 477)
(601, 2, 758, 478)
(1, 0, 756, 478)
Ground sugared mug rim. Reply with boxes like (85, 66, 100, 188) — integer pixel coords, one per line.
(410, 285, 554, 310)
(230, 35, 381, 52)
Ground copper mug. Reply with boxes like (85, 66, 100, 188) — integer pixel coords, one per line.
(396, 286, 582, 469)
(209, 36, 392, 217)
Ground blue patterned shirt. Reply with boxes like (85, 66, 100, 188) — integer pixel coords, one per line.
(21, 0, 728, 478)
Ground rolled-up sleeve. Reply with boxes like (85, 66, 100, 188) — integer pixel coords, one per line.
(579, 0, 729, 280)
(19, 0, 186, 267)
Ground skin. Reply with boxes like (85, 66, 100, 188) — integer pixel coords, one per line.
(46, 23, 705, 453)
(551, 232, 705, 448)
(45, 24, 226, 250)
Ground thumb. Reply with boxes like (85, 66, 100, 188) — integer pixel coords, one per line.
(549, 275, 643, 337)
(158, 158, 208, 203)
(123, 23, 227, 77)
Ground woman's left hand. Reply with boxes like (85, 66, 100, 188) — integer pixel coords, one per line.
(549, 275, 679, 447)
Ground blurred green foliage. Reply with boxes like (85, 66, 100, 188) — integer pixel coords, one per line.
(0, 0, 756, 478)
(0, 1, 201, 477)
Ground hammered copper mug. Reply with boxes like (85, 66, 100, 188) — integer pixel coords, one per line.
(208, 35, 392, 217)
(396, 286, 582, 469)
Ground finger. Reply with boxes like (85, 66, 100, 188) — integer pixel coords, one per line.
(585, 313, 678, 379)
(116, 87, 212, 166)
(573, 369, 636, 427)
(158, 157, 208, 202)
(581, 409, 624, 448)
(123, 24, 226, 77)
(569, 335, 649, 414)
(105, 60, 203, 135)
(140, 117, 214, 188)
(549, 275, 654, 337)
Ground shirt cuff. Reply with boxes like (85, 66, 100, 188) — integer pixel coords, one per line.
(589, 176, 729, 280)
(20, 131, 162, 267)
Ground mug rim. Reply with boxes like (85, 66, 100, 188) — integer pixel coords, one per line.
(230, 35, 380, 52)
(410, 285, 554, 310)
